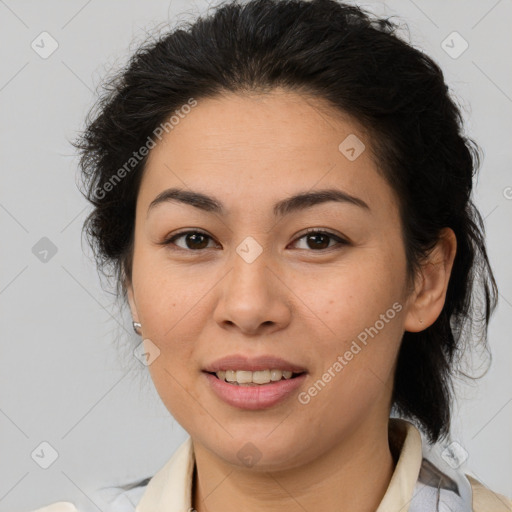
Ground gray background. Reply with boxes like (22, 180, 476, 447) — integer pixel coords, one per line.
(0, 0, 511, 510)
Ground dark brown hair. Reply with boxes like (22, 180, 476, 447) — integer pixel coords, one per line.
(73, 0, 498, 443)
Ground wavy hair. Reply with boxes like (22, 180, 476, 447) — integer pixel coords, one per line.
(73, 0, 498, 443)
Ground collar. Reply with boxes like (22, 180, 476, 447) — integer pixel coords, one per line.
(135, 418, 456, 512)
(136, 433, 195, 511)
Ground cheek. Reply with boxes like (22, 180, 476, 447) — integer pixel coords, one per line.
(294, 250, 406, 392)
(132, 245, 209, 337)
(299, 305, 404, 436)
(292, 250, 403, 334)
(131, 253, 205, 394)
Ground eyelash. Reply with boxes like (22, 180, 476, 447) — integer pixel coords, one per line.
(160, 228, 348, 253)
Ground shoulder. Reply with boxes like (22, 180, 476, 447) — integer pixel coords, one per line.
(29, 503, 78, 512)
(28, 475, 151, 512)
(467, 474, 512, 512)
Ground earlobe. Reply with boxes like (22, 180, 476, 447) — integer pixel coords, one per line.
(403, 228, 457, 333)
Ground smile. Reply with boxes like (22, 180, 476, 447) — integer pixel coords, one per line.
(203, 371, 307, 410)
(211, 369, 304, 385)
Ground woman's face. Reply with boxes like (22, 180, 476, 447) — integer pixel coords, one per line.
(127, 89, 419, 470)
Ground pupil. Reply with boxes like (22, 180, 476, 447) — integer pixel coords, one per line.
(308, 234, 329, 250)
(185, 233, 329, 250)
(187, 233, 208, 250)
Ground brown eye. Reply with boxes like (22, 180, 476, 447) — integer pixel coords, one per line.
(305, 232, 330, 250)
(291, 229, 348, 251)
(163, 230, 216, 251)
(161, 228, 348, 253)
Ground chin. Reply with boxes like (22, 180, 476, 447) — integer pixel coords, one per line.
(204, 432, 308, 471)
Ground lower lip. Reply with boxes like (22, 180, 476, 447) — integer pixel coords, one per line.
(203, 372, 307, 410)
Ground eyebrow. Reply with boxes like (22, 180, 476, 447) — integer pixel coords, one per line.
(147, 187, 370, 218)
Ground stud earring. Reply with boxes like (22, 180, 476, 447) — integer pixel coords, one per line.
(132, 321, 142, 335)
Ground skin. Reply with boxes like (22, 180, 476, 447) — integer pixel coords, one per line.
(126, 88, 457, 512)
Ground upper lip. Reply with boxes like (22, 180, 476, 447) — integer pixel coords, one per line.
(203, 354, 307, 373)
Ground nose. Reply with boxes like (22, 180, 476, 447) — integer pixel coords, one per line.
(212, 243, 292, 336)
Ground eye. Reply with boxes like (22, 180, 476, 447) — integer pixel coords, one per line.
(160, 228, 348, 252)
(290, 228, 348, 251)
(161, 230, 218, 251)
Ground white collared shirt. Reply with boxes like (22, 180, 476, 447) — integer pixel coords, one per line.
(32, 419, 512, 512)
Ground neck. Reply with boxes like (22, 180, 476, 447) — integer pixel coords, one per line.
(192, 418, 397, 512)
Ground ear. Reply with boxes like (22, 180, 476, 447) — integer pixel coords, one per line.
(125, 278, 140, 324)
(403, 227, 457, 333)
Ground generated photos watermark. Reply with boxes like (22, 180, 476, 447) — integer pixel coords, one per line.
(93, 97, 198, 200)
(298, 301, 403, 405)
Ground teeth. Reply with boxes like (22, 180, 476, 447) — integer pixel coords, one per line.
(253, 370, 271, 384)
(215, 369, 297, 385)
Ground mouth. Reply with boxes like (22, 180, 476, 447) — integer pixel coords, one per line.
(205, 369, 306, 386)
(203, 370, 307, 410)
(202, 354, 308, 409)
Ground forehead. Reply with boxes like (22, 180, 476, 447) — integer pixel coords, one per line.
(139, 89, 397, 218)
(147, 89, 365, 161)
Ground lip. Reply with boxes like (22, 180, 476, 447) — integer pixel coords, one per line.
(203, 354, 307, 373)
(204, 372, 307, 410)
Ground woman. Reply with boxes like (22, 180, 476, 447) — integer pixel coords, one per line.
(35, 0, 511, 510)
